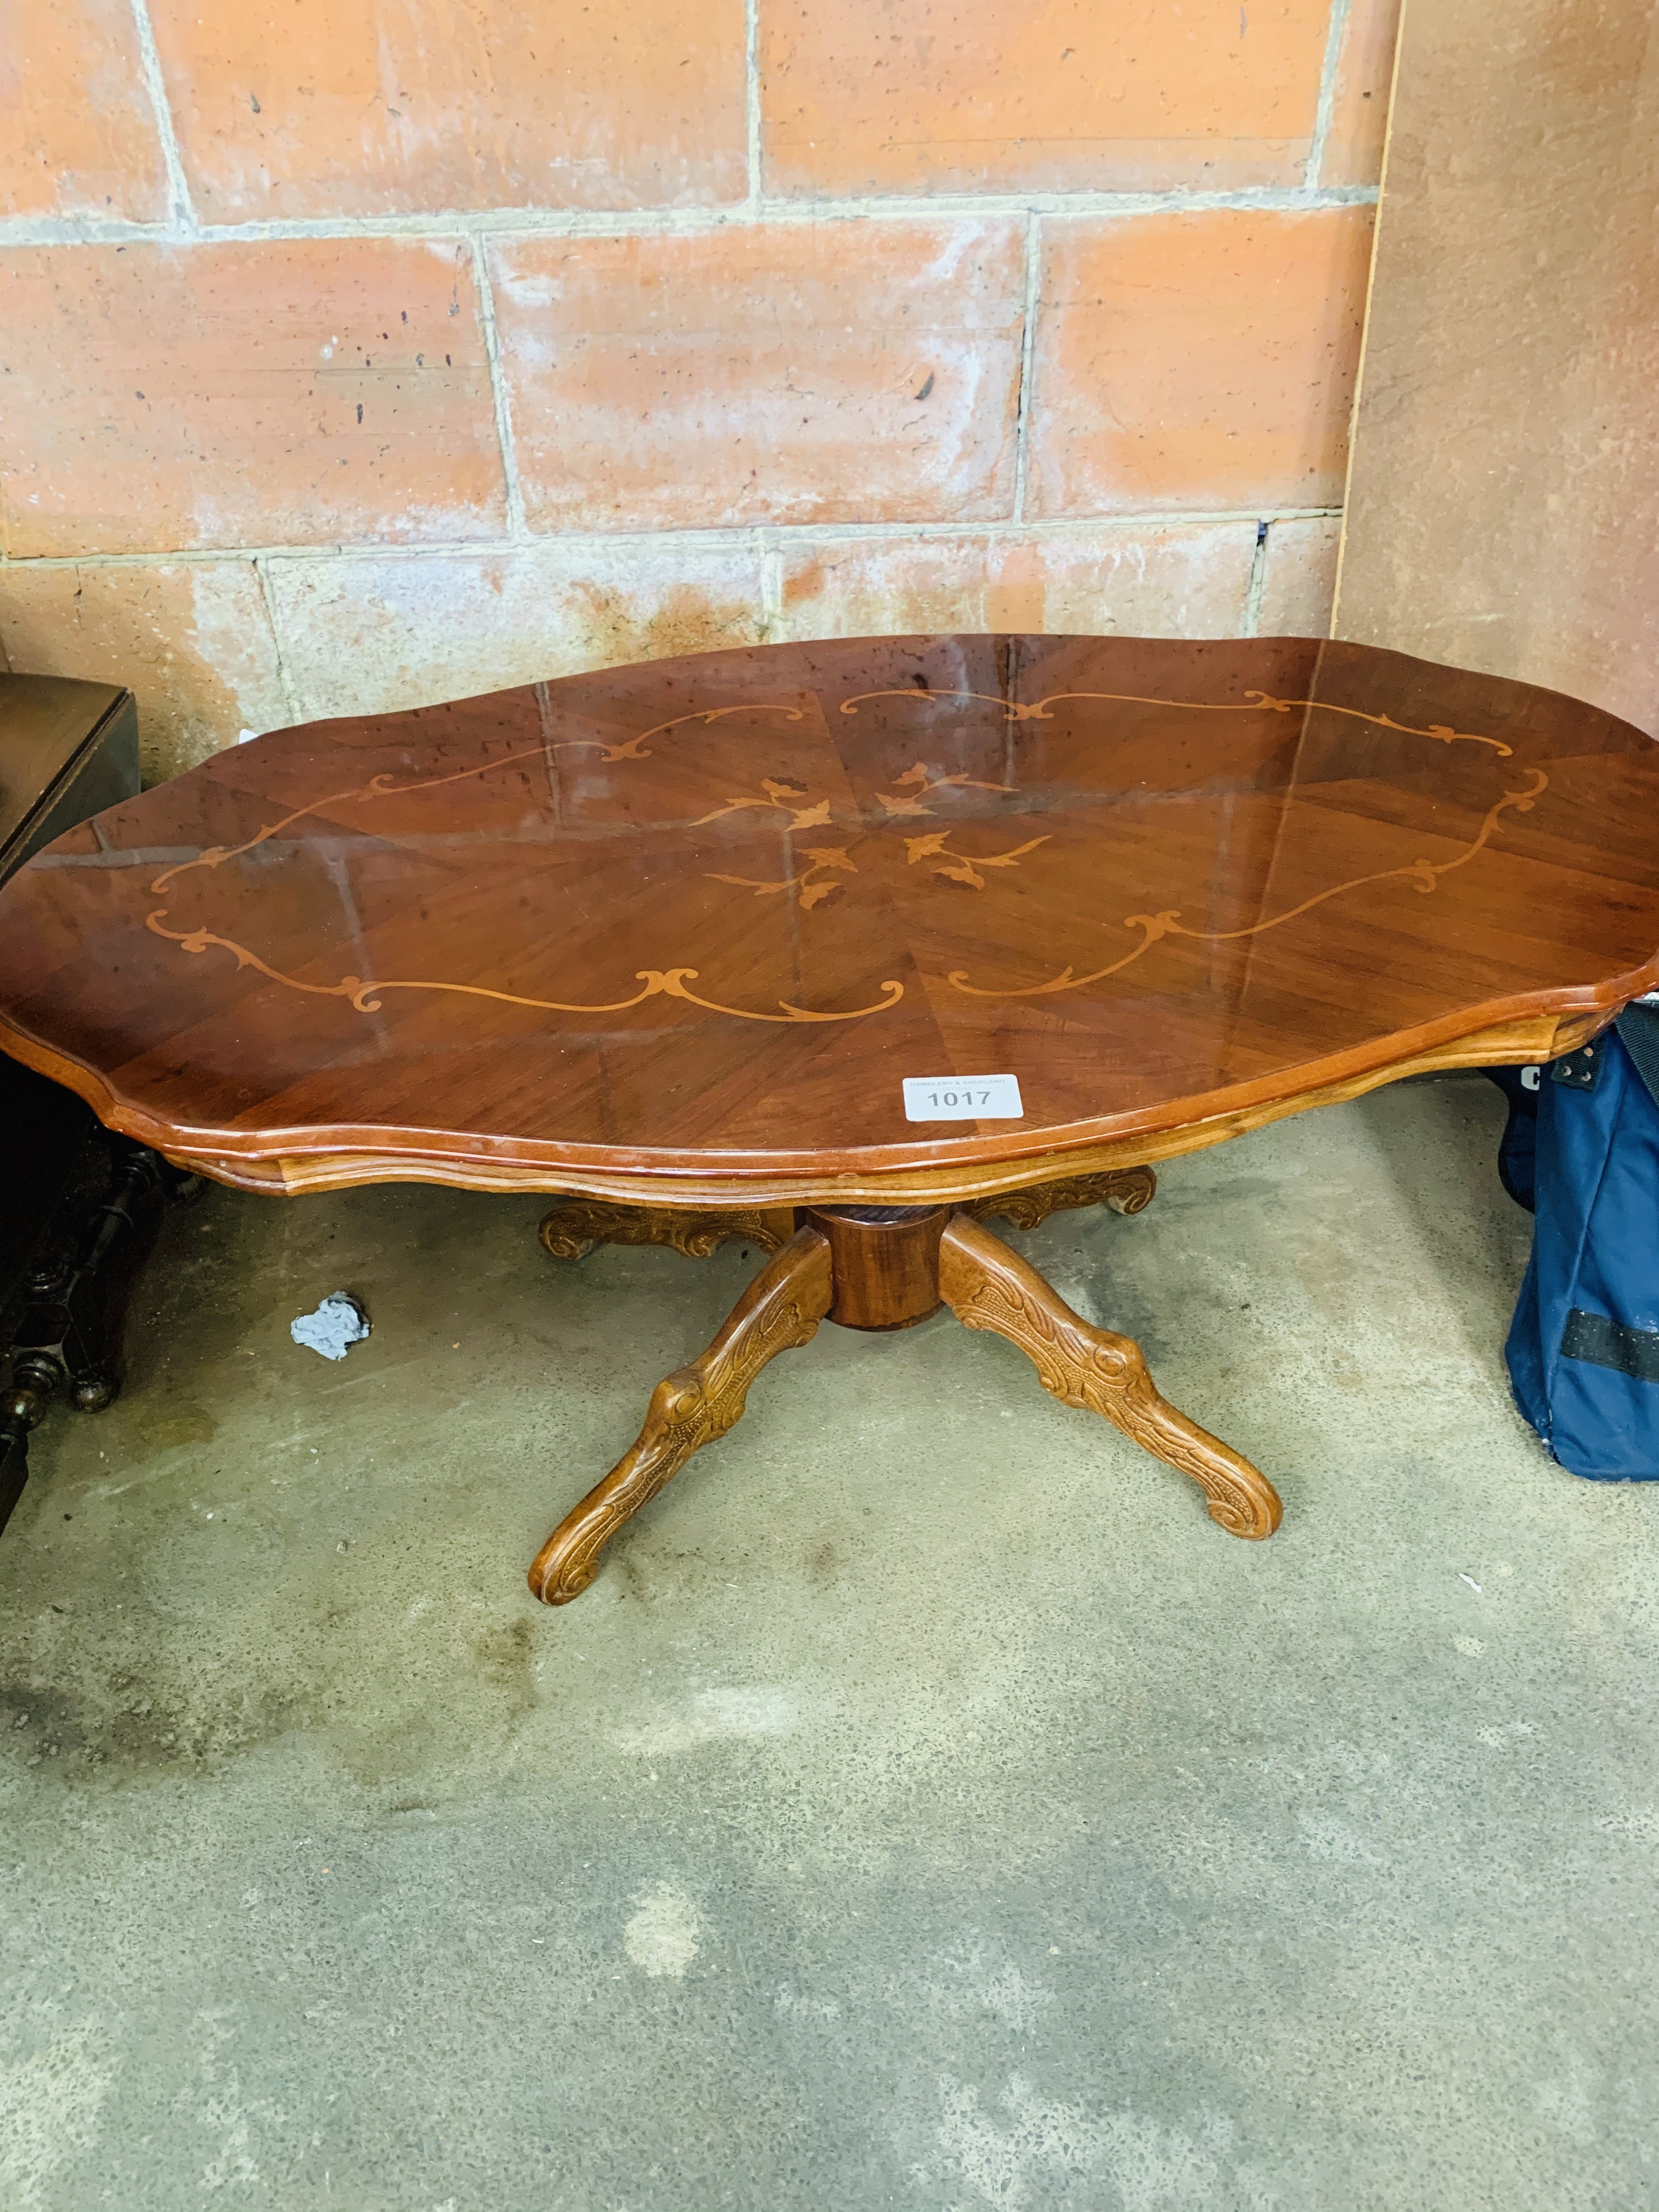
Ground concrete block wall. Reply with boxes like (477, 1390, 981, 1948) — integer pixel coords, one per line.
(0, 0, 1398, 778)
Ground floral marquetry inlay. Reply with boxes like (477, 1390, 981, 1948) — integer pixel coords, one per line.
(1, 633, 1654, 1210)
(698, 758, 1051, 909)
(133, 671, 1549, 1028)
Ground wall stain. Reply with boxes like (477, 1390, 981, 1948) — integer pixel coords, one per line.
(569, 583, 760, 669)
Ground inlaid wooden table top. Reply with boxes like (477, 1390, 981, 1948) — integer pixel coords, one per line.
(1, 634, 1657, 1205)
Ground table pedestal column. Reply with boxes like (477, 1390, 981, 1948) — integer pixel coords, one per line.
(800, 1204, 948, 1330)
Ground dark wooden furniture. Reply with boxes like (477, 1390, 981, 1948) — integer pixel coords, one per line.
(0, 675, 142, 1525)
(0, 674, 141, 1262)
(0, 675, 140, 879)
(0, 635, 1655, 1599)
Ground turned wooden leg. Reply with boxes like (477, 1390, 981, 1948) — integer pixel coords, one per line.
(539, 1197, 798, 1262)
(937, 1213, 1281, 1540)
(966, 1165, 1156, 1232)
(528, 1226, 834, 1604)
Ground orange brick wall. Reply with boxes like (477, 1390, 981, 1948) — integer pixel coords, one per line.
(0, 0, 1398, 778)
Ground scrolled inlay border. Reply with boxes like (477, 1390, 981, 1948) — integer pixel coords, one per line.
(139, 679, 1538, 1028)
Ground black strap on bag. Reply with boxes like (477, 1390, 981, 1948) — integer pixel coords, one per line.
(1483, 1064, 1540, 1210)
(1615, 999, 1659, 1109)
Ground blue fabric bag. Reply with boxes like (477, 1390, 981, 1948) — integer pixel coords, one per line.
(1505, 1003, 1659, 1479)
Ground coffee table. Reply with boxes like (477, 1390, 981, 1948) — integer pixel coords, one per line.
(1, 635, 1656, 1602)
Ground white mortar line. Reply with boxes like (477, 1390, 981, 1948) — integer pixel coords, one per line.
(0, 510, 1343, 573)
(758, 531, 786, 638)
(745, 0, 764, 209)
(0, 183, 1381, 253)
(252, 556, 304, 723)
(1240, 521, 1272, 636)
(469, 238, 529, 540)
(126, 0, 197, 234)
(1306, 0, 1355, 191)
(1011, 214, 1043, 524)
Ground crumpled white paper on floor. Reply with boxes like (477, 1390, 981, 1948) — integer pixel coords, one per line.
(290, 1293, 372, 1362)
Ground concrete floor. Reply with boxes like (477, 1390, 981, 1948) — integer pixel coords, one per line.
(2, 1075, 1657, 2211)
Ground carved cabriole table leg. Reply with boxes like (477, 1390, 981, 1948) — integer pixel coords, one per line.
(539, 1197, 798, 1262)
(530, 1186, 1275, 1603)
(937, 1213, 1282, 1541)
(528, 1225, 834, 1605)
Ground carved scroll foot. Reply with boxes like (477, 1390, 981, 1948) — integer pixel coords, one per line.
(539, 1196, 798, 1263)
(528, 1226, 834, 1604)
(938, 1214, 1281, 1540)
(967, 1166, 1156, 1233)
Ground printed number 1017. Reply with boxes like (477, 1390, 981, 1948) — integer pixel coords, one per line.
(901, 1074, 1025, 1122)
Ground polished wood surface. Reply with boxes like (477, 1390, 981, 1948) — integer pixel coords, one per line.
(0, 674, 133, 873)
(1, 635, 1655, 1205)
(123, 1003, 1607, 1205)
